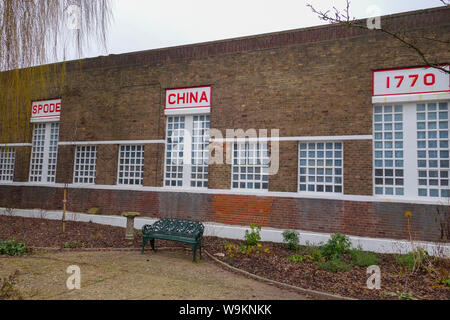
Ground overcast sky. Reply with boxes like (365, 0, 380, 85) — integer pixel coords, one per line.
(80, 0, 443, 59)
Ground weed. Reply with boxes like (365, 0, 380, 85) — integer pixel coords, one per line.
(0, 270, 23, 300)
(395, 248, 429, 271)
(287, 254, 310, 263)
(350, 247, 380, 267)
(383, 291, 418, 300)
(316, 257, 352, 273)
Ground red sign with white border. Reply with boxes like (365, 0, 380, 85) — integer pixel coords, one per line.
(31, 98, 61, 122)
(372, 65, 450, 96)
(165, 86, 211, 110)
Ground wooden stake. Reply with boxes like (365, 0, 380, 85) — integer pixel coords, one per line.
(62, 187, 67, 233)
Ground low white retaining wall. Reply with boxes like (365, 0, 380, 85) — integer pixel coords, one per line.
(1, 207, 449, 257)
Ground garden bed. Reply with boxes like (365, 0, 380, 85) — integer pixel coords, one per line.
(1, 215, 449, 300)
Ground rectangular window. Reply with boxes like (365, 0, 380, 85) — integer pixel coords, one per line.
(417, 102, 449, 198)
(29, 122, 60, 183)
(232, 142, 269, 190)
(73, 146, 97, 184)
(298, 142, 343, 193)
(164, 115, 210, 188)
(373, 105, 404, 196)
(373, 101, 449, 199)
(0, 147, 15, 182)
(117, 145, 144, 185)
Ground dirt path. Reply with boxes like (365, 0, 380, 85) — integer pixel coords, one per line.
(0, 249, 310, 300)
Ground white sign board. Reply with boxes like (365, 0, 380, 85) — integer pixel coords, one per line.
(373, 65, 450, 96)
(31, 98, 61, 122)
(165, 86, 211, 111)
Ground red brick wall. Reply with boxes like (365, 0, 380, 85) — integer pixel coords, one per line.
(0, 185, 448, 243)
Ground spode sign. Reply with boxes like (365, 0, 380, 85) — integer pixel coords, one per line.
(373, 65, 450, 96)
(31, 98, 61, 122)
(165, 86, 211, 110)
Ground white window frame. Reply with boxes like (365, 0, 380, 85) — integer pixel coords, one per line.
(117, 145, 145, 186)
(298, 141, 344, 194)
(73, 145, 97, 184)
(231, 141, 270, 191)
(373, 100, 450, 199)
(164, 114, 210, 188)
(0, 147, 15, 182)
(29, 122, 60, 183)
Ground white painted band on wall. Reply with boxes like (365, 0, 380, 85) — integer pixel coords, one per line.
(0, 143, 32, 147)
(211, 135, 373, 143)
(58, 139, 166, 146)
(1, 181, 449, 205)
(372, 92, 450, 104)
(1, 208, 448, 257)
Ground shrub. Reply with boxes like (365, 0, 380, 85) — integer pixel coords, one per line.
(350, 247, 380, 267)
(0, 240, 32, 256)
(282, 230, 300, 250)
(320, 233, 351, 259)
(316, 257, 352, 273)
(244, 224, 261, 246)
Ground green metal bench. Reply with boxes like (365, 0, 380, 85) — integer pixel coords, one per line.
(141, 218, 204, 262)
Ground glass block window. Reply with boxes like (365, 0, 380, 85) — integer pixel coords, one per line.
(373, 105, 404, 196)
(29, 122, 59, 183)
(298, 142, 343, 193)
(47, 122, 60, 182)
(417, 102, 449, 198)
(117, 145, 144, 185)
(191, 115, 210, 188)
(0, 147, 15, 182)
(164, 115, 210, 188)
(73, 146, 97, 184)
(165, 116, 186, 187)
(232, 142, 269, 190)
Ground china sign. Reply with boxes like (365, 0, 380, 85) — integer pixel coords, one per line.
(372, 65, 450, 96)
(31, 98, 61, 122)
(165, 86, 211, 110)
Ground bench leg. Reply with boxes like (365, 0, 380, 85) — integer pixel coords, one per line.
(141, 238, 147, 254)
(150, 239, 156, 252)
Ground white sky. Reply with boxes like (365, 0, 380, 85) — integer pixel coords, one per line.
(79, 0, 443, 59)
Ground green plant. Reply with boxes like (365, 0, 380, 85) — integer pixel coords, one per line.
(287, 254, 309, 263)
(350, 247, 380, 267)
(63, 241, 86, 249)
(0, 240, 32, 256)
(282, 230, 300, 250)
(316, 257, 352, 273)
(244, 224, 261, 246)
(395, 248, 429, 271)
(384, 291, 418, 300)
(320, 233, 352, 259)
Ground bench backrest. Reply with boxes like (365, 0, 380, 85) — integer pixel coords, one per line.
(143, 218, 204, 239)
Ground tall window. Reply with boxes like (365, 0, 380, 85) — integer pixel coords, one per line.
(0, 147, 15, 182)
(73, 146, 97, 184)
(298, 142, 343, 193)
(117, 145, 144, 185)
(416, 102, 449, 198)
(29, 122, 60, 183)
(373, 105, 404, 196)
(164, 115, 210, 188)
(373, 101, 449, 198)
(232, 142, 269, 190)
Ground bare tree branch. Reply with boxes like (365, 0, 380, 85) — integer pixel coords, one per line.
(307, 0, 449, 74)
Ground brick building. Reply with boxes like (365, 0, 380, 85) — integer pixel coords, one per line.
(1, 7, 449, 243)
